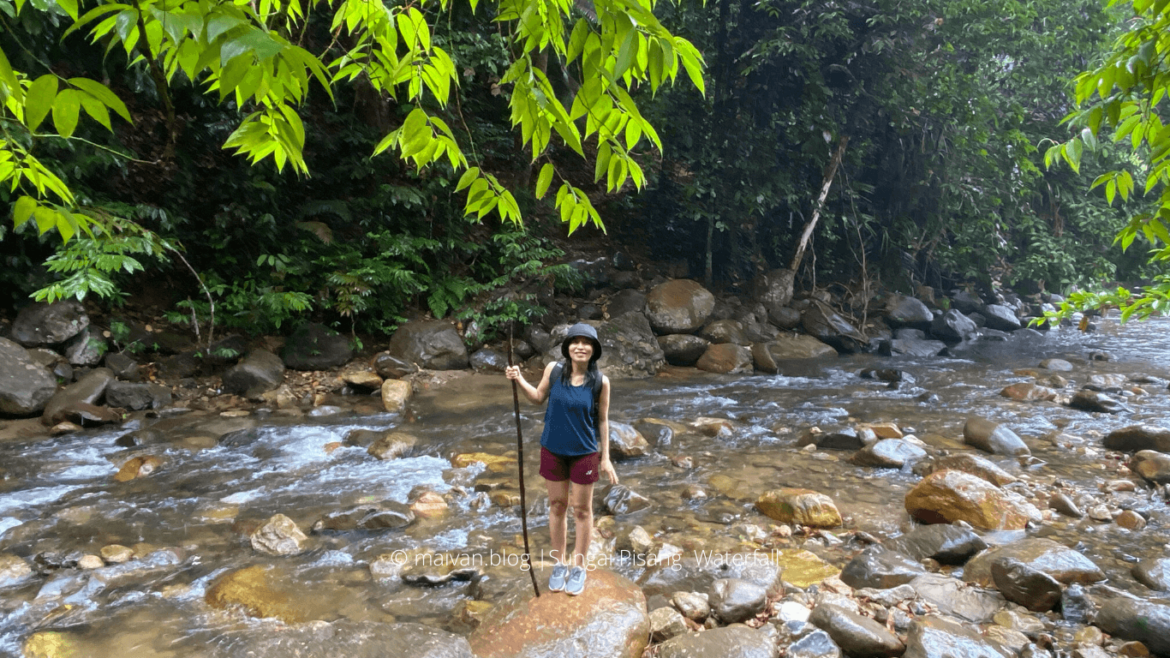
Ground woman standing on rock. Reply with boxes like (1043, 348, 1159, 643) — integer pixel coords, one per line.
(505, 322, 618, 596)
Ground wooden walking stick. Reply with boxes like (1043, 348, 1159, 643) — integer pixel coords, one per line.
(509, 323, 541, 597)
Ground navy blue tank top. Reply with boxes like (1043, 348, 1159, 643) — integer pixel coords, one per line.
(540, 374, 598, 456)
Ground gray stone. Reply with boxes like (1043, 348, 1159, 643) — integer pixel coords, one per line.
(104, 352, 140, 381)
(63, 327, 106, 366)
(1039, 358, 1073, 371)
(802, 304, 866, 353)
(594, 312, 666, 378)
(991, 558, 1062, 612)
(1130, 450, 1170, 484)
(752, 336, 838, 372)
(469, 348, 508, 371)
(800, 427, 877, 451)
(608, 422, 651, 460)
(879, 338, 947, 358)
(387, 321, 467, 371)
(754, 268, 796, 314)
(930, 310, 978, 342)
(658, 624, 777, 658)
(1104, 425, 1170, 452)
(1068, 390, 1132, 414)
(283, 322, 356, 370)
(788, 629, 843, 658)
(42, 367, 113, 425)
(963, 417, 1030, 456)
(909, 574, 1005, 623)
(949, 291, 985, 314)
(903, 616, 1011, 658)
(982, 305, 1021, 331)
(809, 602, 905, 657)
(709, 578, 767, 624)
(639, 558, 784, 599)
(885, 525, 987, 565)
(699, 319, 749, 345)
(851, 440, 927, 468)
(10, 300, 89, 346)
(0, 337, 57, 416)
(311, 503, 416, 532)
(645, 279, 716, 334)
(604, 485, 652, 515)
(105, 381, 172, 411)
(1133, 558, 1170, 591)
(885, 295, 934, 328)
(658, 334, 710, 366)
(607, 289, 646, 318)
(963, 538, 1105, 587)
(222, 349, 286, 398)
(841, 546, 926, 589)
(251, 514, 308, 556)
(1090, 596, 1170, 656)
(650, 606, 688, 642)
(768, 305, 803, 330)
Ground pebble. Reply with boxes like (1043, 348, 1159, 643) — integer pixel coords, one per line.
(78, 555, 104, 570)
(1088, 505, 1113, 522)
(1074, 626, 1104, 645)
(100, 545, 134, 564)
(1116, 510, 1147, 531)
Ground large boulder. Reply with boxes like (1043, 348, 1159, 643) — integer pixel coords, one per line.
(840, 546, 926, 589)
(991, 558, 1062, 612)
(645, 279, 716, 334)
(698, 319, 749, 345)
(930, 310, 978, 342)
(768, 305, 802, 330)
(949, 290, 985, 314)
(1090, 596, 1170, 656)
(63, 327, 106, 366)
(884, 525, 986, 565)
(657, 334, 709, 367)
(962, 417, 1030, 456)
(469, 569, 649, 658)
(105, 381, 172, 411)
(921, 453, 1017, 486)
(658, 625, 776, 658)
(961, 538, 1104, 587)
(1133, 558, 1170, 591)
(904, 469, 1040, 530)
(802, 304, 866, 353)
(884, 295, 933, 328)
(753, 269, 796, 315)
(902, 616, 1011, 658)
(879, 338, 947, 358)
(695, 343, 753, 374)
(10, 300, 89, 347)
(606, 289, 646, 318)
(0, 337, 57, 416)
(752, 336, 837, 373)
(810, 602, 906, 658)
(221, 349, 286, 397)
(756, 489, 842, 527)
(982, 305, 1021, 331)
(1103, 425, 1170, 452)
(283, 323, 355, 370)
(595, 313, 666, 378)
(41, 368, 114, 425)
(1130, 450, 1170, 484)
(386, 321, 467, 371)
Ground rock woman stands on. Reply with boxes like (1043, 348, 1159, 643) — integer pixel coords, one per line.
(504, 323, 618, 596)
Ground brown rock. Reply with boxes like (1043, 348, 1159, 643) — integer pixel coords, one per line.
(756, 488, 842, 527)
(695, 343, 753, 374)
(927, 453, 1017, 486)
(1116, 510, 1147, 530)
(963, 538, 1105, 586)
(114, 455, 163, 482)
(645, 279, 716, 334)
(410, 491, 448, 519)
(1000, 383, 1058, 402)
(205, 565, 307, 622)
(381, 379, 412, 413)
(904, 470, 1040, 530)
(250, 513, 308, 556)
(368, 432, 417, 460)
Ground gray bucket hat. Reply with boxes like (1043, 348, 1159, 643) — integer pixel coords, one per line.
(561, 323, 602, 361)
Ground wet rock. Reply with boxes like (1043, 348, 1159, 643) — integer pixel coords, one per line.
(156, 350, 201, 379)
(885, 295, 934, 328)
(982, 305, 1021, 331)
(1039, 358, 1073, 371)
(699, 319, 749, 345)
(671, 591, 710, 621)
(367, 432, 417, 460)
(930, 310, 978, 342)
(903, 615, 1011, 658)
(104, 352, 140, 381)
(22, 631, 84, 658)
(756, 488, 842, 527)
(592, 312, 666, 378)
(645, 279, 716, 334)
(1129, 451, 1170, 484)
(41, 367, 113, 425)
(1047, 493, 1083, 518)
(991, 558, 1062, 612)
(1116, 509, 1146, 530)
(912, 574, 1004, 623)
(810, 602, 906, 657)
(205, 565, 306, 622)
(470, 569, 649, 658)
(885, 524, 987, 565)
(374, 352, 418, 379)
(609, 422, 650, 460)
(769, 305, 803, 330)
(604, 485, 652, 515)
(1133, 558, 1170, 591)
(49, 421, 82, 436)
(221, 349, 286, 398)
(312, 503, 416, 532)
(220, 620, 473, 658)
(1090, 596, 1170, 656)
(338, 362, 382, 388)
(840, 546, 926, 589)
(709, 578, 768, 623)
(851, 439, 927, 468)
(0, 337, 57, 416)
(409, 491, 448, 519)
(607, 289, 646, 318)
(695, 343, 753, 374)
(640, 557, 784, 599)
(1068, 390, 1131, 414)
(963, 417, 1030, 456)
(800, 427, 878, 451)
(1106, 426, 1170, 456)
(754, 268, 797, 315)
(880, 338, 947, 358)
(854, 584, 916, 608)
(114, 455, 163, 482)
(10, 300, 88, 347)
(658, 334, 710, 366)
(860, 369, 908, 383)
(924, 454, 1017, 486)
(250, 514, 308, 556)
(283, 322, 355, 370)
(105, 381, 172, 411)
(1000, 383, 1057, 402)
(904, 470, 1040, 530)
(62, 327, 105, 366)
(100, 545, 133, 564)
(802, 304, 867, 353)
(650, 606, 688, 642)
(962, 538, 1104, 587)
(658, 624, 777, 658)
(381, 379, 413, 413)
(469, 348, 508, 371)
(752, 336, 837, 372)
(0, 553, 33, 588)
(789, 629, 843, 658)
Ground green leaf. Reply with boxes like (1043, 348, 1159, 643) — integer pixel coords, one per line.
(52, 89, 83, 138)
(536, 163, 554, 199)
(13, 196, 36, 227)
(68, 77, 131, 123)
(455, 167, 480, 192)
(25, 75, 59, 132)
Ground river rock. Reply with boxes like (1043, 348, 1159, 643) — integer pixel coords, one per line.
(205, 565, 306, 623)
(0, 338, 57, 416)
(41, 367, 113, 425)
(1090, 596, 1170, 656)
(699, 319, 749, 345)
(963, 417, 1030, 456)
(283, 322, 355, 370)
(670, 591, 710, 622)
(374, 352, 418, 379)
(339, 361, 383, 388)
(221, 349, 286, 397)
(810, 602, 906, 657)
(607, 289, 646, 318)
(752, 336, 837, 373)
(105, 381, 172, 411)
(1130, 450, 1170, 484)
(949, 290, 984, 314)
(904, 470, 1040, 530)
(789, 630, 843, 658)
(469, 348, 508, 371)
(608, 422, 650, 459)
(311, 503, 415, 532)
(62, 327, 105, 366)
(802, 304, 866, 353)
(884, 295, 933, 328)
(1104, 425, 1170, 452)
(650, 607, 687, 642)
(368, 432, 417, 460)
(386, 320, 467, 371)
(696, 343, 753, 374)
(840, 546, 926, 589)
(903, 615, 1012, 658)
(658, 624, 776, 658)
(10, 300, 89, 347)
(218, 620, 473, 658)
(930, 310, 978, 342)
(851, 439, 927, 468)
(1000, 383, 1057, 402)
(639, 557, 784, 599)
(0, 553, 33, 588)
(754, 268, 796, 313)
(604, 485, 652, 515)
(1068, 389, 1132, 414)
(756, 489, 842, 527)
(469, 569, 649, 658)
(382, 379, 412, 413)
(645, 279, 716, 334)
(769, 305, 803, 330)
(104, 352, 140, 381)
(251, 514, 308, 556)
(909, 574, 1005, 623)
(880, 338, 947, 358)
(924, 453, 1017, 486)
(658, 334, 710, 366)
(593, 312, 666, 378)
(1133, 558, 1170, 591)
(1039, 358, 1073, 371)
(962, 538, 1104, 587)
(885, 524, 987, 564)
(709, 578, 767, 623)
(991, 558, 1062, 612)
(800, 427, 877, 451)
(982, 305, 1021, 331)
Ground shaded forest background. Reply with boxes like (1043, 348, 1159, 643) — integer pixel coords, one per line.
(0, 0, 1151, 339)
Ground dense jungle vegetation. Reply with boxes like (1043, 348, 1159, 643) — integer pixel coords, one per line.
(0, 0, 1167, 338)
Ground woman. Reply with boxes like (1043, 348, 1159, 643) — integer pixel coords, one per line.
(505, 322, 617, 596)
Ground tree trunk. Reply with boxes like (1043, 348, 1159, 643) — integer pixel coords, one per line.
(789, 136, 849, 274)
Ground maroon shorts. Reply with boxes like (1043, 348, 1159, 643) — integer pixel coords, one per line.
(539, 447, 600, 485)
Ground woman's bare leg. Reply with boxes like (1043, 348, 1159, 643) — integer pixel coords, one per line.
(546, 478, 570, 564)
(568, 482, 594, 568)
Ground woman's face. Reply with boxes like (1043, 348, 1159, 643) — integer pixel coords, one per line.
(567, 337, 594, 364)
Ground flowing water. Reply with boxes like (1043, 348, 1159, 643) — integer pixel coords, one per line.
(2, 318, 1169, 656)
